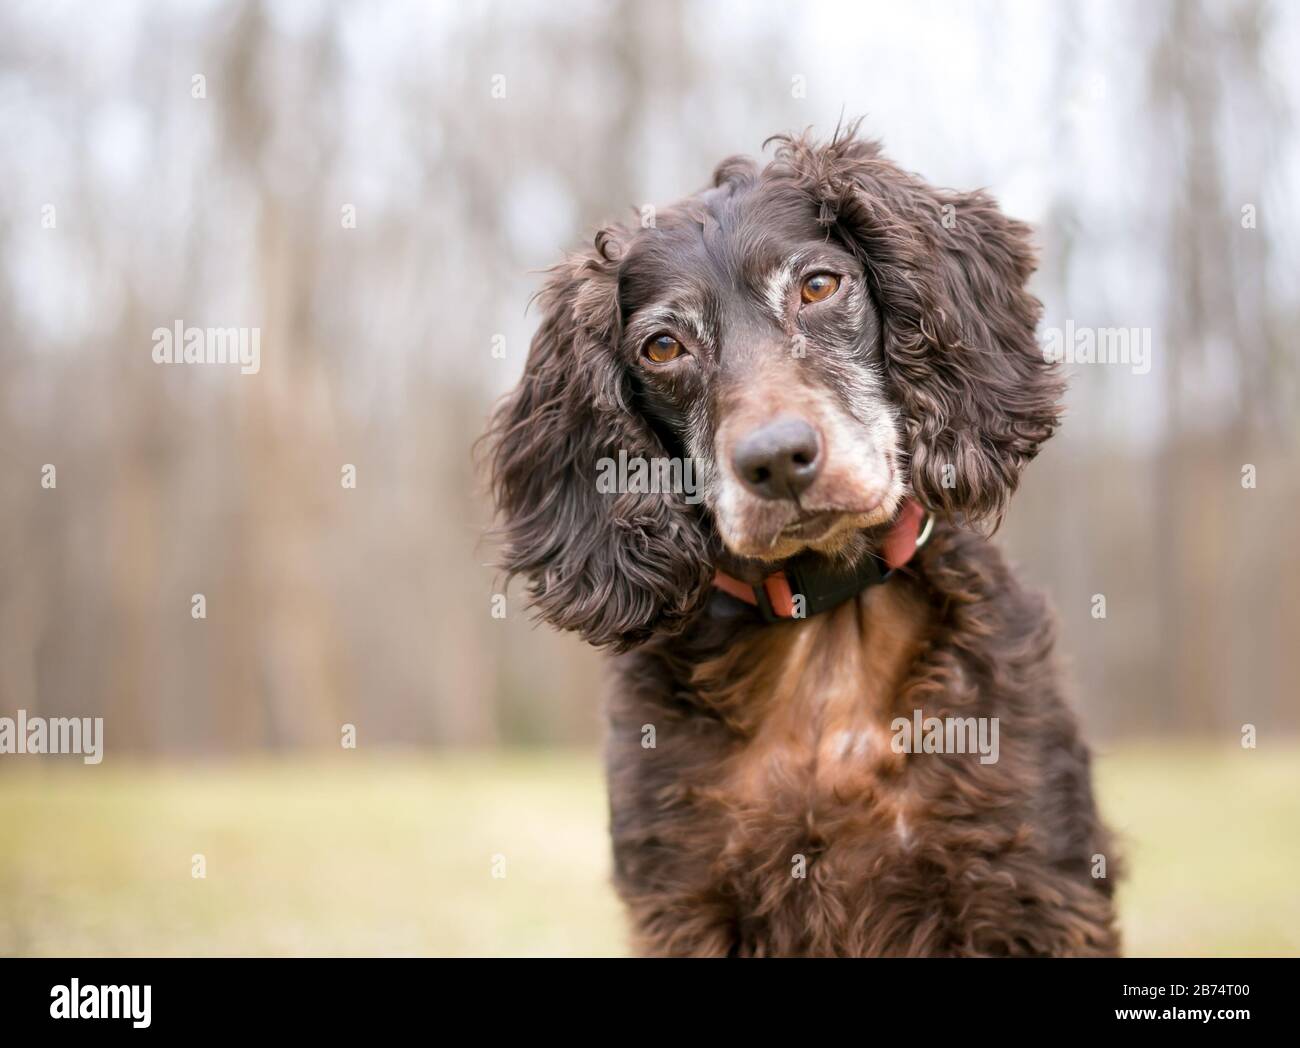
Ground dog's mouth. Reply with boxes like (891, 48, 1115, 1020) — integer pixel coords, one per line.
(780, 510, 838, 541)
(720, 492, 898, 562)
(779, 503, 882, 543)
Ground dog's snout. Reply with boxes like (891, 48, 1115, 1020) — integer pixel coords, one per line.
(731, 418, 822, 500)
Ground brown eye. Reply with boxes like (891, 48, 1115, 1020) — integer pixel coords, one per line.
(800, 273, 841, 304)
(643, 334, 685, 364)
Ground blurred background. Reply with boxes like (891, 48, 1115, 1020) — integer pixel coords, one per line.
(0, 0, 1297, 956)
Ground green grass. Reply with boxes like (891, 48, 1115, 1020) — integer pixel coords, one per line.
(1, 744, 1296, 956)
(1094, 741, 1300, 956)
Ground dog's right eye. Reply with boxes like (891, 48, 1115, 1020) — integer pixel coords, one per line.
(800, 273, 841, 304)
(643, 334, 685, 364)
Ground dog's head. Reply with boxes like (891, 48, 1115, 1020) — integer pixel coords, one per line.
(490, 125, 1061, 649)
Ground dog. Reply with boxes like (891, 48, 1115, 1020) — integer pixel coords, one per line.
(489, 123, 1120, 957)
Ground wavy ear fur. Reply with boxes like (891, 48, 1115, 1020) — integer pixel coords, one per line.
(771, 127, 1063, 527)
(488, 238, 712, 650)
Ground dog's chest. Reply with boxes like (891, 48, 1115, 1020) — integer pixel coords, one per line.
(693, 582, 932, 856)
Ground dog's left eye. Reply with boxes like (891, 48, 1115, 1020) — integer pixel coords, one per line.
(643, 334, 685, 364)
(800, 273, 841, 304)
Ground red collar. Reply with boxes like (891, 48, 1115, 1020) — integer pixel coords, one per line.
(712, 499, 932, 621)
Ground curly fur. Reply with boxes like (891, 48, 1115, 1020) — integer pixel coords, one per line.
(487, 123, 1119, 956)
(767, 131, 1063, 526)
(489, 233, 715, 649)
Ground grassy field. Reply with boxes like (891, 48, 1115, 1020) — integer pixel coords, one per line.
(1, 744, 1297, 956)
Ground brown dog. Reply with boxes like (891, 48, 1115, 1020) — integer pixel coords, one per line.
(489, 124, 1119, 956)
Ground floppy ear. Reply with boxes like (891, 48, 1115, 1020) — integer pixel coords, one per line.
(775, 129, 1062, 527)
(488, 234, 713, 650)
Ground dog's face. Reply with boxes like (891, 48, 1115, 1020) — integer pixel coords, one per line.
(619, 181, 903, 563)
(490, 127, 1062, 649)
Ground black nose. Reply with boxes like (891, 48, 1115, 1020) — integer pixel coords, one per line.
(731, 418, 822, 500)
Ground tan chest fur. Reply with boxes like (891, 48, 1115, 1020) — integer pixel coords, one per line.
(692, 581, 933, 842)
